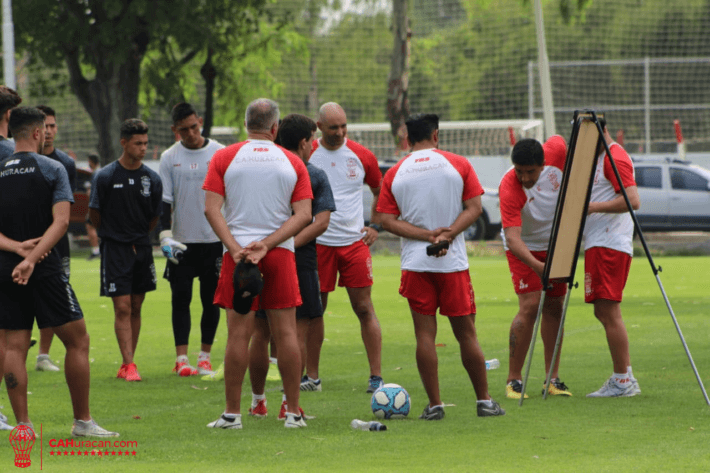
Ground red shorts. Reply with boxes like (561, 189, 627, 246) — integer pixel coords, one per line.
(316, 241, 373, 293)
(584, 247, 632, 303)
(399, 270, 476, 317)
(214, 248, 302, 311)
(506, 251, 567, 298)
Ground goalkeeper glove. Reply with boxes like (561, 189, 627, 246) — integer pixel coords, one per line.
(159, 230, 187, 264)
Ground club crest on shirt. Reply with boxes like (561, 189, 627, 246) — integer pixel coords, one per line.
(346, 157, 359, 180)
(141, 175, 151, 197)
(190, 163, 198, 170)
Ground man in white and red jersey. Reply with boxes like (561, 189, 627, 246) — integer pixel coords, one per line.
(378, 113, 505, 420)
(309, 102, 384, 393)
(499, 136, 573, 399)
(203, 98, 313, 429)
(584, 119, 641, 398)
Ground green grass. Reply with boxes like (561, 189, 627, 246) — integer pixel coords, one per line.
(3, 254, 710, 472)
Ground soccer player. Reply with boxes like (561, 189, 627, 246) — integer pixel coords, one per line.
(309, 102, 384, 393)
(89, 119, 162, 382)
(85, 154, 101, 261)
(248, 113, 335, 419)
(377, 113, 505, 420)
(159, 103, 225, 377)
(0, 106, 117, 437)
(499, 136, 573, 399)
(204, 99, 313, 429)
(0, 85, 22, 429)
(33, 105, 78, 373)
(584, 119, 641, 398)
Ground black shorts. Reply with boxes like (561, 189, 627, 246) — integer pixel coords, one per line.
(255, 268, 322, 321)
(163, 242, 223, 283)
(100, 240, 157, 297)
(0, 274, 83, 330)
(55, 234, 71, 278)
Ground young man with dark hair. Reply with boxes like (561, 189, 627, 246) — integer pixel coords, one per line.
(584, 120, 641, 398)
(159, 102, 225, 376)
(378, 113, 505, 420)
(0, 85, 22, 429)
(499, 136, 572, 399)
(248, 113, 335, 419)
(32, 104, 77, 373)
(0, 107, 117, 437)
(309, 102, 385, 393)
(89, 119, 162, 382)
(204, 99, 313, 429)
(0, 86, 22, 159)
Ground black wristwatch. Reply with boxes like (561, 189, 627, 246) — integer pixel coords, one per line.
(369, 223, 383, 233)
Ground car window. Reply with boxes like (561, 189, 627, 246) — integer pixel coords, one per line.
(635, 166, 662, 189)
(670, 168, 709, 191)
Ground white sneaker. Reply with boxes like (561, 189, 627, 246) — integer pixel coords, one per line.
(36, 356, 60, 372)
(284, 412, 307, 428)
(586, 377, 641, 398)
(71, 419, 119, 437)
(0, 419, 14, 431)
(207, 414, 242, 429)
(0, 410, 7, 422)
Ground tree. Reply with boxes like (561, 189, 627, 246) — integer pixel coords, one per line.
(13, 0, 274, 164)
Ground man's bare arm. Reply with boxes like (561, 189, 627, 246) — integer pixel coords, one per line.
(294, 210, 331, 248)
(204, 191, 242, 262)
(504, 226, 545, 277)
(588, 186, 640, 214)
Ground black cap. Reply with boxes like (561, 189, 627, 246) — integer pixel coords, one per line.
(232, 261, 263, 315)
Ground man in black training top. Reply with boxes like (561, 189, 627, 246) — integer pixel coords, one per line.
(33, 104, 77, 373)
(0, 106, 118, 437)
(89, 119, 162, 382)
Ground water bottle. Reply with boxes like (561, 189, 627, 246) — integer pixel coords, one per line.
(351, 419, 387, 431)
(485, 358, 500, 370)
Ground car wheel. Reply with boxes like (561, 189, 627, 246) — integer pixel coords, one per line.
(464, 214, 488, 241)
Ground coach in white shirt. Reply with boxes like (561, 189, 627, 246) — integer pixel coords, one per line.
(309, 102, 384, 393)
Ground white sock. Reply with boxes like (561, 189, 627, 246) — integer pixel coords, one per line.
(309, 376, 319, 382)
(252, 393, 265, 407)
(37, 354, 50, 360)
(176, 355, 188, 363)
(476, 399, 494, 407)
(613, 372, 630, 384)
(627, 366, 635, 379)
(223, 412, 240, 420)
(199, 351, 210, 361)
(91, 247, 100, 254)
(269, 357, 278, 364)
(282, 394, 287, 403)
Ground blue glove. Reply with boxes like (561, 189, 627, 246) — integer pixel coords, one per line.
(159, 231, 187, 264)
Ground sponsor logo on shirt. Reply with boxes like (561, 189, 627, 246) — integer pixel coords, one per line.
(253, 147, 269, 152)
(415, 157, 430, 163)
(4, 159, 20, 166)
(190, 163, 198, 170)
(113, 184, 123, 188)
(173, 163, 181, 167)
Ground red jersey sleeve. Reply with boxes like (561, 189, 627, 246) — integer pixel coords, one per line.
(603, 143, 636, 192)
(347, 140, 382, 189)
(438, 150, 484, 201)
(202, 143, 245, 196)
(498, 169, 527, 228)
(376, 160, 403, 216)
(543, 135, 567, 171)
(285, 151, 314, 202)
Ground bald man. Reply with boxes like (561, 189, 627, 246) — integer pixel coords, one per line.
(308, 102, 384, 393)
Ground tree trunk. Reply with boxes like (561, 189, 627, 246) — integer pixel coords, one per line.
(201, 48, 217, 138)
(387, 0, 411, 154)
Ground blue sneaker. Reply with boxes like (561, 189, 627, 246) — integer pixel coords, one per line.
(366, 375, 383, 393)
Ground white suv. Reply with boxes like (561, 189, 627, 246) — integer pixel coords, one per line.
(633, 158, 710, 231)
(363, 163, 501, 240)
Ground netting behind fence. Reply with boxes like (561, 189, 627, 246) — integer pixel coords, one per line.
(12, 0, 710, 159)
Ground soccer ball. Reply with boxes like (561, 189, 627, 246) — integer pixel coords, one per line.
(371, 383, 411, 419)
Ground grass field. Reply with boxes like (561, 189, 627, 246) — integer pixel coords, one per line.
(2, 253, 709, 472)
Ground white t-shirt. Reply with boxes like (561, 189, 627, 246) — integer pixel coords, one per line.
(160, 139, 224, 243)
(377, 148, 484, 273)
(309, 138, 382, 247)
(583, 142, 636, 256)
(202, 139, 313, 252)
(499, 135, 567, 251)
